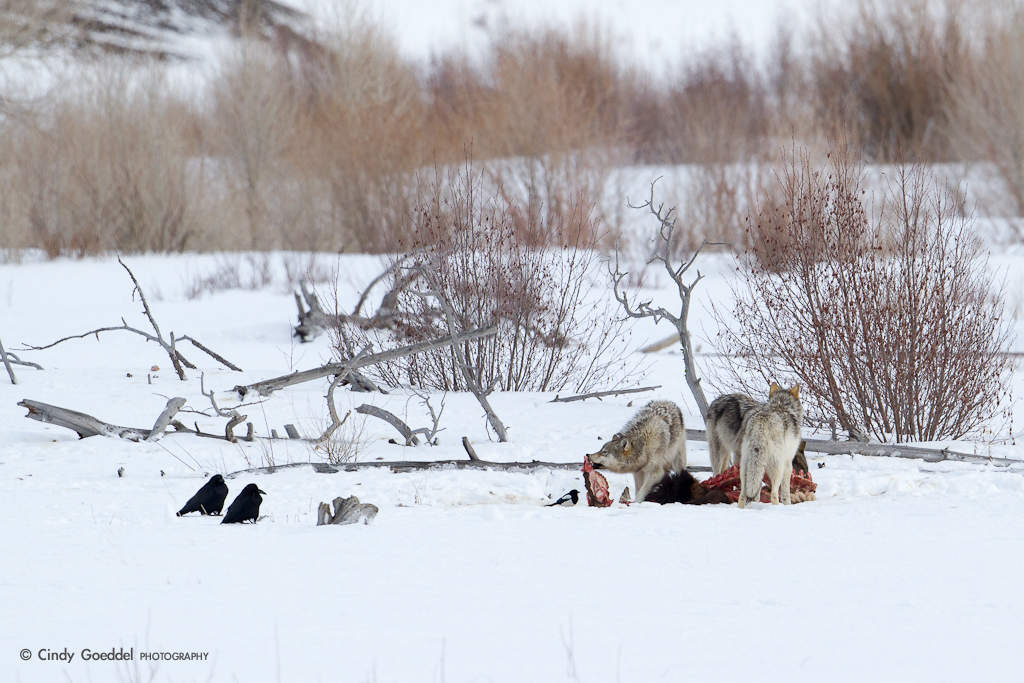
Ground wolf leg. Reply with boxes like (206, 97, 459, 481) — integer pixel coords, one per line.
(708, 429, 726, 475)
(767, 457, 785, 504)
(780, 458, 793, 505)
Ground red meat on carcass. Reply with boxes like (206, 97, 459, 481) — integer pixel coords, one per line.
(582, 456, 613, 507)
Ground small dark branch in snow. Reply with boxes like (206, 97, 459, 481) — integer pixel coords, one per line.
(550, 385, 661, 403)
(175, 335, 242, 372)
(461, 436, 480, 461)
(21, 259, 233, 382)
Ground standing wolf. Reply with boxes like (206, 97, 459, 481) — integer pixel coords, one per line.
(706, 392, 762, 475)
(738, 383, 803, 508)
(586, 401, 687, 502)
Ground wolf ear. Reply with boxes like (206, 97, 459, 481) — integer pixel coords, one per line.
(622, 439, 631, 456)
(789, 384, 800, 399)
(769, 382, 782, 396)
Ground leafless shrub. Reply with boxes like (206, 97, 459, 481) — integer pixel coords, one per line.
(946, 3, 1024, 218)
(717, 147, 1012, 442)
(183, 254, 273, 299)
(2, 64, 202, 256)
(429, 23, 631, 247)
(806, 0, 966, 161)
(341, 165, 633, 394)
(630, 39, 772, 164)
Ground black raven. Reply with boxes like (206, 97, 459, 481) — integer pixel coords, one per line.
(176, 474, 229, 516)
(221, 483, 267, 524)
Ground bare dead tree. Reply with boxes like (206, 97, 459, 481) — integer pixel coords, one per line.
(21, 258, 241, 380)
(610, 180, 721, 418)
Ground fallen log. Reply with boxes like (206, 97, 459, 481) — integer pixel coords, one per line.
(684, 428, 1020, 467)
(233, 325, 498, 399)
(19, 397, 185, 441)
(550, 385, 661, 403)
(226, 459, 713, 477)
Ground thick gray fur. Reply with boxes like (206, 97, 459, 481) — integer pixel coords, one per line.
(738, 386, 803, 508)
(586, 400, 687, 502)
(706, 392, 762, 475)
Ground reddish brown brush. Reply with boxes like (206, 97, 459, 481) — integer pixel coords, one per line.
(719, 147, 1012, 442)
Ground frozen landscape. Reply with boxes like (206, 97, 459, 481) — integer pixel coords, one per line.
(2, 249, 1023, 683)
(3, 0, 1024, 681)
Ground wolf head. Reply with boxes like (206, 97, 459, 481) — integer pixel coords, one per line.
(769, 382, 800, 400)
(586, 434, 639, 473)
(768, 382, 804, 422)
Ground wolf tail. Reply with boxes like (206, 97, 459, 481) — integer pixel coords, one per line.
(740, 446, 764, 502)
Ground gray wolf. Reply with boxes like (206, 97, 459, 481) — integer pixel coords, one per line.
(586, 400, 687, 502)
(176, 474, 228, 516)
(706, 392, 762, 475)
(738, 383, 803, 508)
(221, 483, 266, 524)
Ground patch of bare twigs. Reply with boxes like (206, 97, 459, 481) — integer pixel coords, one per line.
(20, 258, 241, 380)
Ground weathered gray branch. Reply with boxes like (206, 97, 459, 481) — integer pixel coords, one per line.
(119, 256, 186, 380)
(462, 436, 480, 461)
(550, 385, 661, 403)
(0, 336, 15, 384)
(682, 428, 1020, 467)
(355, 403, 419, 445)
(22, 259, 236, 380)
(611, 180, 726, 419)
(234, 325, 498, 399)
(228, 459, 621, 477)
(145, 397, 187, 442)
(316, 495, 379, 526)
(19, 397, 185, 441)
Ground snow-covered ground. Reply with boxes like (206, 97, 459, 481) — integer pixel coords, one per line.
(2, 250, 1024, 682)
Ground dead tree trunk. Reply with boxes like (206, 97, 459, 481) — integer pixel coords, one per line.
(611, 180, 723, 419)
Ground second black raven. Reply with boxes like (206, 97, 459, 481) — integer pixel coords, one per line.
(176, 474, 229, 516)
(221, 483, 267, 524)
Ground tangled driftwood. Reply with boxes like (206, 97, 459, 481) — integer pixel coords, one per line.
(316, 495, 379, 526)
